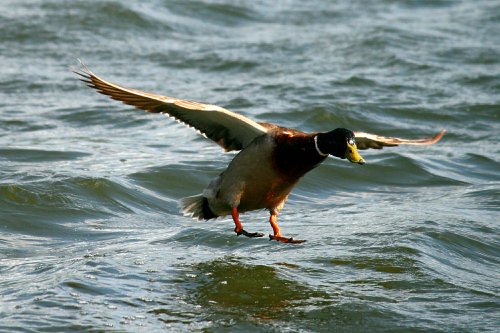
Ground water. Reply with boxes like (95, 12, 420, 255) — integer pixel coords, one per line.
(1, 0, 499, 332)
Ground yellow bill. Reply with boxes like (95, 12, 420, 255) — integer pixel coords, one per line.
(345, 143, 365, 165)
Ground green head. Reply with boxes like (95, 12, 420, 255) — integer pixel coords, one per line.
(316, 128, 365, 164)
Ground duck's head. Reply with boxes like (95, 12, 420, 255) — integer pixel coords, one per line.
(316, 128, 365, 164)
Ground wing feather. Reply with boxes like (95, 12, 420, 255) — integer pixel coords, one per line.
(354, 130, 445, 150)
(75, 65, 268, 151)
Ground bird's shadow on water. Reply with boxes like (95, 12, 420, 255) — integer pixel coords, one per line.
(147, 253, 408, 332)
(173, 256, 322, 331)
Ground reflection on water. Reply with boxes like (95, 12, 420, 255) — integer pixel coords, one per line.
(191, 258, 313, 318)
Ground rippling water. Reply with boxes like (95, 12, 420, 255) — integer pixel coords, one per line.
(1, 0, 499, 332)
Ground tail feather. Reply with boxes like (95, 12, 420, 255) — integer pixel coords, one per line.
(180, 194, 217, 220)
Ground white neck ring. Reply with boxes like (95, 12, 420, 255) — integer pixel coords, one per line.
(314, 135, 329, 157)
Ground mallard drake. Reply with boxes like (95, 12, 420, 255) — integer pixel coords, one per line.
(75, 65, 445, 244)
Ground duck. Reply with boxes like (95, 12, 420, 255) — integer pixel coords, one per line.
(75, 64, 445, 244)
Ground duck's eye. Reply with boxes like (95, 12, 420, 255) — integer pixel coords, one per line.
(347, 139, 355, 145)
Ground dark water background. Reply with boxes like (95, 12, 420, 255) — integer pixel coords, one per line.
(1, 0, 499, 332)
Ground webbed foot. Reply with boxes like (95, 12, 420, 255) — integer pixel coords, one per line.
(231, 207, 264, 238)
(235, 229, 264, 238)
(269, 235, 306, 244)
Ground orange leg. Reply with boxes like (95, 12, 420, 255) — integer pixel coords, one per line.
(231, 207, 243, 234)
(268, 212, 306, 244)
(269, 212, 282, 237)
(231, 207, 264, 238)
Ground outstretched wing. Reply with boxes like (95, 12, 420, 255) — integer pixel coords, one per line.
(75, 65, 268, 152)
(354, 130, 445, 150)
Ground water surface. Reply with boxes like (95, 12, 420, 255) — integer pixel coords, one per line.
(0, 0, 499, 332)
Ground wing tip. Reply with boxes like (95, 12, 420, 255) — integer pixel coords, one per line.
(71, 58, 95, 81)
(431, 129, 446, 144)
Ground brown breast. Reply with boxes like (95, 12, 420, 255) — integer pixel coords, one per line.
(270, 127, 328, 181)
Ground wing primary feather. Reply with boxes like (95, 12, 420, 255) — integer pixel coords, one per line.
(355, 129, 445, 150)
(74, 62, 268, 151)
